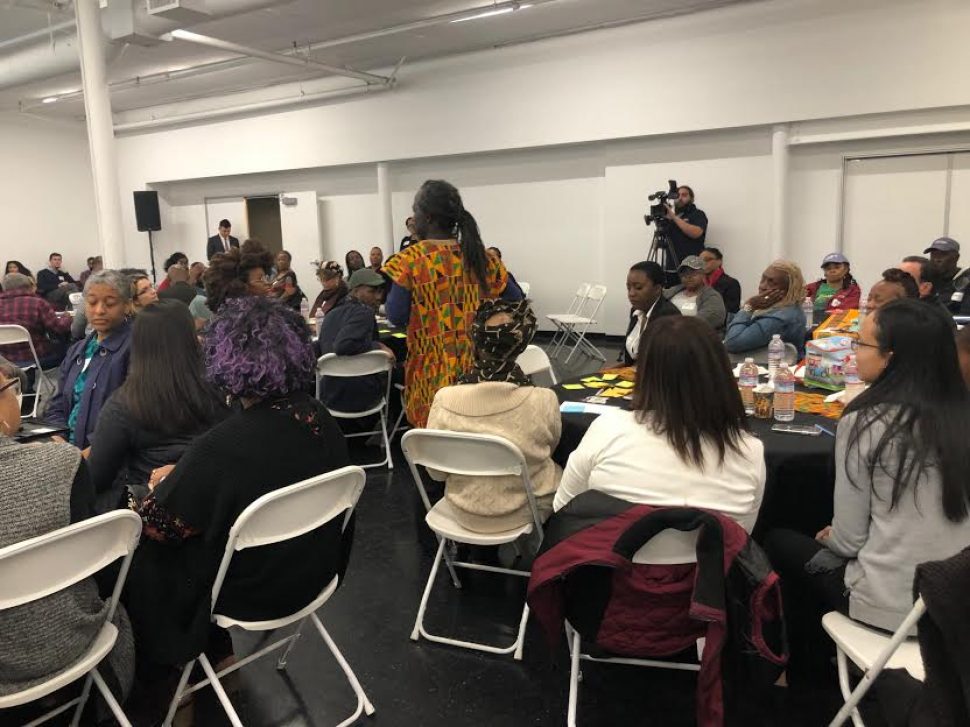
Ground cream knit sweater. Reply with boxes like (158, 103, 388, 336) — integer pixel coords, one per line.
(426, 382, 563, 533)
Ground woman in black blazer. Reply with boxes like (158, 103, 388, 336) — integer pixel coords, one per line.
(621, 260, 681, 366)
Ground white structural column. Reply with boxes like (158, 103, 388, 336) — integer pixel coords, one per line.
(376, 162, 394, 255)
(75, 0, 125, 267)
(770, 124, 790, 260)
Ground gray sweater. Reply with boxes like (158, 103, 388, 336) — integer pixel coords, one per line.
(663, 285, 726, 331)
(825, 411, 970, 631)
(0, 437, 134, 699)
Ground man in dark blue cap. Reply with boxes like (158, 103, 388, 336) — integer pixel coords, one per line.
(924, 237, 969, 312)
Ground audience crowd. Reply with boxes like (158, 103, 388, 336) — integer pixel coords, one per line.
(1, 179, 970, 725)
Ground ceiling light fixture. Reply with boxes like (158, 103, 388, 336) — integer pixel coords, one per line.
(41, 97, 59, 104)
(450, 3, 531, 23)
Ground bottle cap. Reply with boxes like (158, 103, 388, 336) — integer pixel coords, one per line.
(744, 357, 754, 363)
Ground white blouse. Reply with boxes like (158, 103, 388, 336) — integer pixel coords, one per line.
(555, 410, 767, 532)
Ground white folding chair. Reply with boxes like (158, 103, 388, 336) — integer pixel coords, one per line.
(519, 281, 531, 297)
(0, 324, 53, 419)
(823, 598, 926, 727)
(516, 344, 558, 386)
(401, 429, 544, 660)
(546, 283, 590, 355)
(0, 510, 142, 727)
(162, 466, 374, 727)
(566, 528, 701, 727)
(317, 350, 395, 470)
(554, 284, 607, 365)
(68, 292, 84, 311)
(389, 382, 410, 441)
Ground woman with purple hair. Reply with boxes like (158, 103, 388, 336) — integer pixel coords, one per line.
(125, 296, 351, 681)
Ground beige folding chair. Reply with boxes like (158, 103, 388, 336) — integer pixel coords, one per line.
(0, 510, 142, 727)
(0, 324, 52, 418)
(317, 350, 395, 470)
(162, 466, 374, 727)
(823, 598, 926, 727)
(402, 429, 544, 660)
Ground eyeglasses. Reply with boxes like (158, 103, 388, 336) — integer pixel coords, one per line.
(850, 339, 880, 352)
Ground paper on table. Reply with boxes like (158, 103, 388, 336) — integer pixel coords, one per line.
(601, 373, 618, 381)
(616, 381, 634, 389)
(392, 333, 407, 339)
(581, 376, 601, 382)
(562, 384, 584, 390)
(560, 402, 617, 416)
(584, 381, 608, 389)
(599, 387, 629, 398)
(378, 329, 391, 334)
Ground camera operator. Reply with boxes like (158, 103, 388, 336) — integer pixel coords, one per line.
(663, 185, 708, 263)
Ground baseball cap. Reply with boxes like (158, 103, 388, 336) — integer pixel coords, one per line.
(347, 268, 385, 289)
(821, 252, 849, 267)
(678, 255, 704, 272)
(924, 237, 960, 254)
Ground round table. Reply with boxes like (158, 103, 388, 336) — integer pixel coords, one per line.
(551, 379, 838, 540)
(377, 325, 408, 362)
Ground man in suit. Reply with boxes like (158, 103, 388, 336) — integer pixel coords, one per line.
(206, 219, 239, 260)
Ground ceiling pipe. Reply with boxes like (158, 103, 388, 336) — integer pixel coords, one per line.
(0, 18, 76, 52)
(166, 29, 391, 85)
(113, 80, 394, 133)
(0, 0, 291, 91)
(19, 0, 558, 107)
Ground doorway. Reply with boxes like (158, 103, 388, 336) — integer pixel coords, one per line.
(246, 196, 283, 254)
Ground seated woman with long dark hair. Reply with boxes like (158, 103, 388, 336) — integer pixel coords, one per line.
(765, 300, 970, 679)
(556, 315, 765, 532)
(125, 296, 350, 672)
(86, 300, 226, 512)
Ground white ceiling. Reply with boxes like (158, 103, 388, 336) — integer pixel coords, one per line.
(0, 0, 758, 119)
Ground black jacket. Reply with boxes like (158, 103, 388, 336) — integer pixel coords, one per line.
(158, 281, 197, 306)
(36, 268, 77, 296)
(711, 272, 742, 315)
(316, 297, 384, 412)
(206, 234, 240, 260)
(125, 394, 351, 665)
(86, 395, 225, 513)
(620, 296, 681, 366)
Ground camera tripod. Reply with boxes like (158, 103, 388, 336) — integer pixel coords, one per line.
(647, 224, 681, 286)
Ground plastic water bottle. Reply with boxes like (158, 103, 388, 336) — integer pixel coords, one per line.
(773, 364, 796, 422)
(843, 354, 865, 405)
(768, 334, 784, 383)
(299, 296, 310, 320)
(738, 358, 759, 416)
(315, 307, 326, 336)
(802, 296, 814, 330)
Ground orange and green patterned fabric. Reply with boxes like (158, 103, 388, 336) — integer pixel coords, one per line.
(383, 239, 508, 427)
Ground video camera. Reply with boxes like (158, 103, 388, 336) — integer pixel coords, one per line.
(643, 179, 679, 227)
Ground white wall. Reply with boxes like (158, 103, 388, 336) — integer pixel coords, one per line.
(99, 0, 970, 331)
(0, 114, 99, 279)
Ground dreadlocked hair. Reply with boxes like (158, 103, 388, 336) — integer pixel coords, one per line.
(414, 179, 489, 293)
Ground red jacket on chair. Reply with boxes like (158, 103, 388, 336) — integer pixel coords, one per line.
(527, 492, 787, 727)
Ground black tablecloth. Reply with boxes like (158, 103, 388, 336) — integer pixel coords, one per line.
(378, 326, 408, 362)
(551, 379, 837, 540)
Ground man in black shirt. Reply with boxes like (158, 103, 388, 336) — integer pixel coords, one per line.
(662, 185, 708, 268)
(700, 246, 742, 315)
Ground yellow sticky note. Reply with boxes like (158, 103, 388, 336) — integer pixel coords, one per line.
(601, 373, 618, 381)
(392, 333, 407, 339)
(601, 387, 630, 398)
(616, 381, 635, 389)
(581, 376, 601, 383)
(584, 381, 608, 389)
(378, 329, 391, 334)
(562, 384, 584, 390)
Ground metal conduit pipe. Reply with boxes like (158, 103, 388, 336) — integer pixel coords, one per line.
(167, 29, 391, 85)
(0, 0, 291, 90)
(19, 0, 559, 105)
(113, 81, 394, 133)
